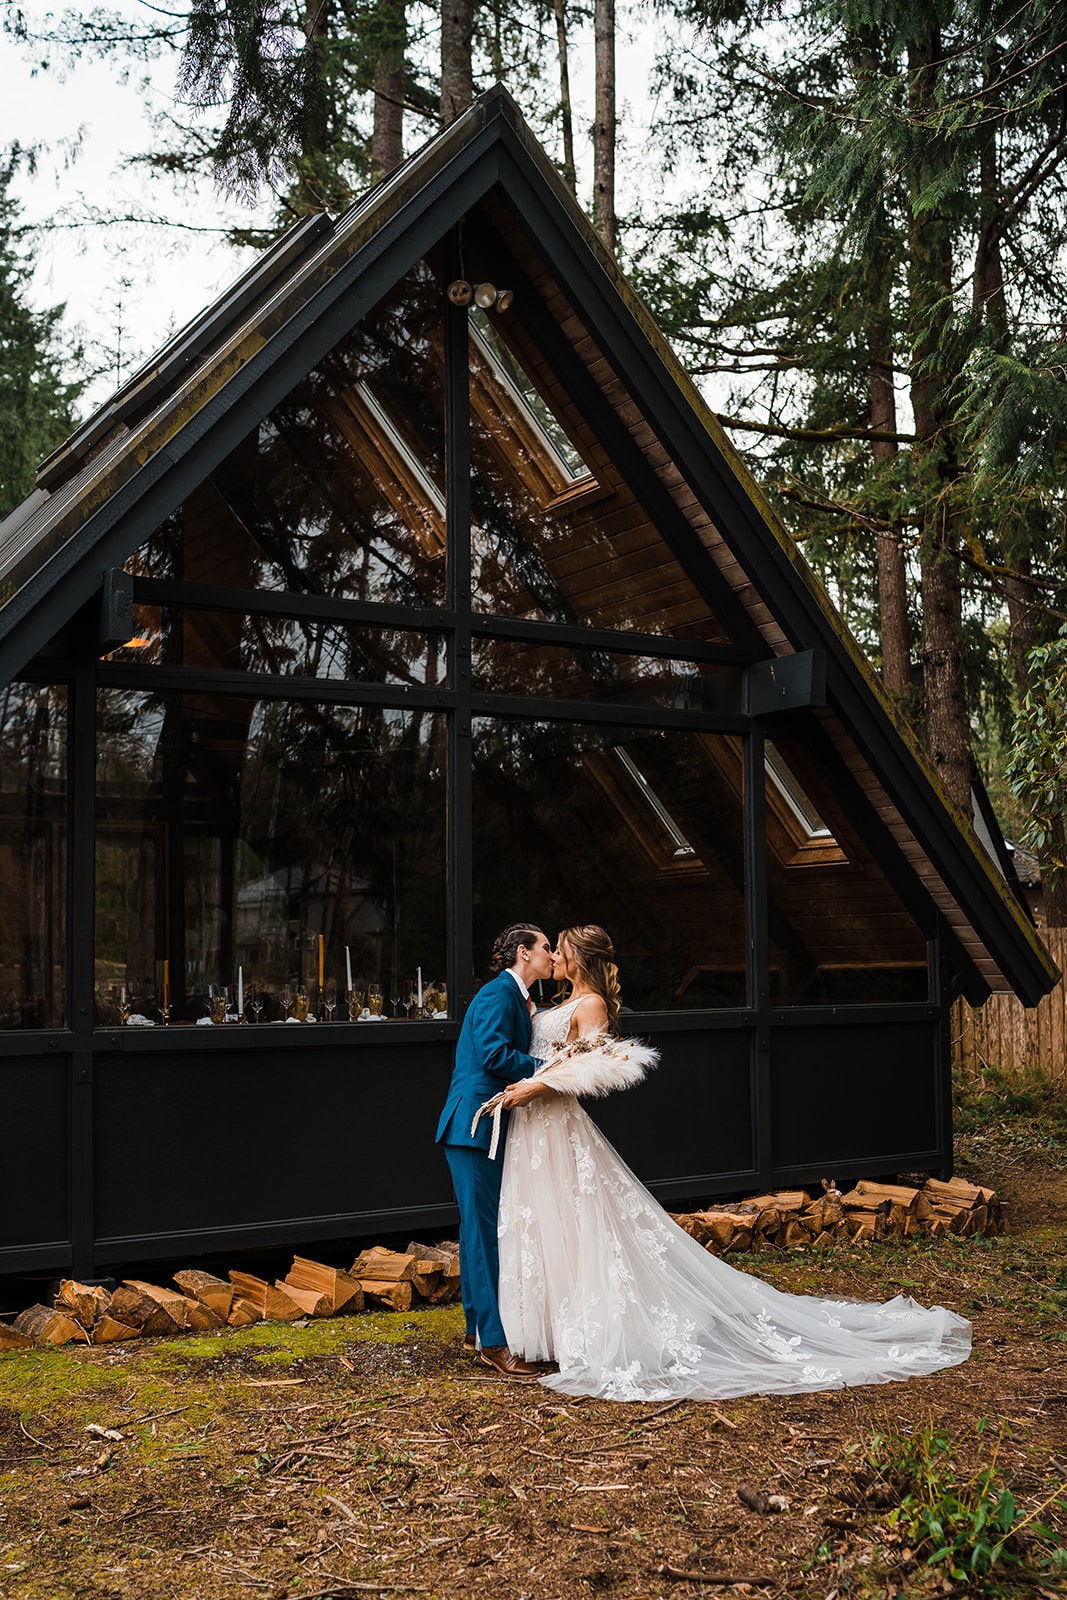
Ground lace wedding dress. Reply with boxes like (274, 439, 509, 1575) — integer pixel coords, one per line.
(496, 999, 971, 1402)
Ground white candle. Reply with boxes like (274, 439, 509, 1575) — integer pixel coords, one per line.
(346, 946, 353, 992)
(120, 985, 126, 1006)
(417, 967, 423, 1010)
(238, 967, 243, 1016)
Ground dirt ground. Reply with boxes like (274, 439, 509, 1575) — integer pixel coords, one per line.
(1, 1104, 1065, 1600)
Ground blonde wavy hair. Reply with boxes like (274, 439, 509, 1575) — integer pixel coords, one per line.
(558, 924, 621, 1031)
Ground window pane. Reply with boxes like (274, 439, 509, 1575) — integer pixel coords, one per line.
(472, 718, 747, 1009)
(467, 323, 727, 641)
(125, 263, 446, 605)
(107, 607, 446, 686)
(472, 637, 742, 711)
(765, 734, 929, 1005)
(0, 683, 67, 1028)
(95, 691, 446, 1024)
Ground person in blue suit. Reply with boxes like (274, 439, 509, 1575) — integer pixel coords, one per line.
(436, 922, 554, 1378)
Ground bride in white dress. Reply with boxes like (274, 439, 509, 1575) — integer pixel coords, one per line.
(492, 925, 971, 1402)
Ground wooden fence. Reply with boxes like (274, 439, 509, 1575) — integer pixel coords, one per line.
(952, 926, 1067, 1083)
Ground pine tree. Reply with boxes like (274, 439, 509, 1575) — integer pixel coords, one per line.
(0, 153, 83, 518)
(642, 0, 1067, 812)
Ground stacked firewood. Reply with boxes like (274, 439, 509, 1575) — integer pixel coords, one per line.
(671, 1175, 1000, 1254)
(0, 1239, 460, 1350)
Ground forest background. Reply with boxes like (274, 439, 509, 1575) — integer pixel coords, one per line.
(3, 0, 1067, 907)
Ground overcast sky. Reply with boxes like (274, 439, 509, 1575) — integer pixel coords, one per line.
(2, 8, 272, 409)
(2, 6, 656, 418)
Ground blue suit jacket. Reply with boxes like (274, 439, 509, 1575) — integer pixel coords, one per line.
(435, 971, 541, 1150)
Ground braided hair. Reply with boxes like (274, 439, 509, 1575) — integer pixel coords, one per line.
(559, 924, 621, 1030)
(487, 923, 546, 977)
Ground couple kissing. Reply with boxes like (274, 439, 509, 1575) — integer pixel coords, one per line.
(436, 922, 971, 1403)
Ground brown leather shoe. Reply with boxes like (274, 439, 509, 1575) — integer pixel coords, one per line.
(462, 1334, 476, 1354)
(479, 1345, 544, 1380)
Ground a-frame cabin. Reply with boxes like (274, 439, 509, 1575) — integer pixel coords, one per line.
(0, 89, 1056, 1282)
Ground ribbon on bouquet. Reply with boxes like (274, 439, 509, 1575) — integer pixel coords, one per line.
(471, 1091, 507, 1160)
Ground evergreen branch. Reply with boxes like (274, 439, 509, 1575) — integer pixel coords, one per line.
(715, 413, 916, 445)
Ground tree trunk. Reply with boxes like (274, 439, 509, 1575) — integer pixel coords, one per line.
(908, 28, 972, 810)
(372, 2, 406, 177)
(592, 0, 616, 251)
(868, 306, 910, 699)
(440, 0, 474, 125)
(552, 0, 576, 193)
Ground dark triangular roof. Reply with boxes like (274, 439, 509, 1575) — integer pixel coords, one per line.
(0, 85, 1056, 1006)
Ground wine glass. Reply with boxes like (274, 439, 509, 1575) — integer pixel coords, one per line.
(250, 987, 264, 1024)
(390, 982, 400, 1019)
(402, 984, 415, 1019)
(323, 979, 337, 1023)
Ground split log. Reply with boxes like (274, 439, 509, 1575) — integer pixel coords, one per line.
(745, 1190, 810, 1214)
(810, 1229, 835, 1249)
(92, 1314, 142, 1344)
(360, 1278, 414, 1312)
(803, 1195, 843, 1231)
(173, 1269, 234, 1321)
(406, 1240, 460, 1277)
(0, 1322, 34, 1351)
(14, 1304, 85, 1346)
(227, 1298, 262, 1328)
(852, 1180, 922, 1212)
(424, 1274, 461, 1304)
(275, 1281, 330, 1318)
(182, 1298, 223, 1331)
(775, 1220, 808, 1249)
(285, 1257, 364, 1315)
(671, 1213, 711, 1244)
(350, 1247, 417, 1283)
(923, 1176, 996, 1208)
(228, 1272, 304, 1322)
(55, 1281, 111, 1329)
(109, 1286, 182, 1335)
(411, 1261, 443, 1299)
(123, 1281, 195, 1331)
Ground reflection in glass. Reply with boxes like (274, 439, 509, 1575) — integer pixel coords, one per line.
(469, 308, 590, 483)
(466, 265, 727, 643)
(472, 717, 746, 1009)
(106, 608, 447, 687)
(764, 734, 929, 1005)
(0, 683, 67, 1028)
(95, 691, 446, 1024)
(472, 637, 741, 712)
(125, 263, 446, 607)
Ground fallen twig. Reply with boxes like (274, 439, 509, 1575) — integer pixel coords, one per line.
(658, 1564, 778, 1586)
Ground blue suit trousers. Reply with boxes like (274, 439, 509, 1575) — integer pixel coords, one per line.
(444, 1142, 506, 1349)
